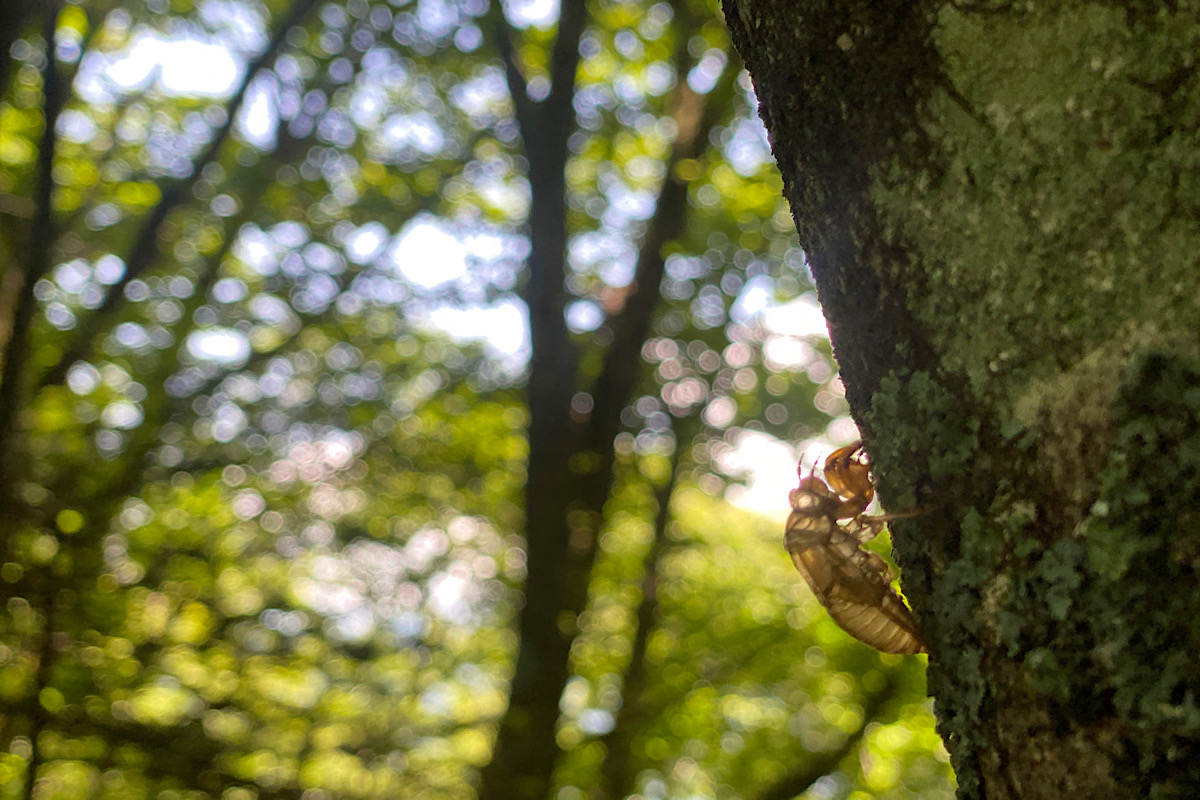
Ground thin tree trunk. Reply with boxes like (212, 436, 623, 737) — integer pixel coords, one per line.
(478, 3, 736, 796)
(475, 2, 588, 795)
(0, 1, 65, 490)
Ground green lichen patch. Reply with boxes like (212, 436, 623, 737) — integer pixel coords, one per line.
(974, 352, 1200, 795)
(1011, 323, 1191, 520)
(865, 369, 997, 795)
(866, 370, 982, 510)
(1077, 354, 1200, 771)
(870, 4, 1200, 413)
(866, 345, 1200, 796)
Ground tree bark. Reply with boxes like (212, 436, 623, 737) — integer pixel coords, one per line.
(725, 2, 1200, 798)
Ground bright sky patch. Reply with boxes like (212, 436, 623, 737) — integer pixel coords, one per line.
(186, 329, 251, 365)
(393, 216, 468, 289)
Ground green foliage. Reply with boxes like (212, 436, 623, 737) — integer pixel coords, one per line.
(560, 485, 948, 799)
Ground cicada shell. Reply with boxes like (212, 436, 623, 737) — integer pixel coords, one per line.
(784, 446, 925, 655)
(823, 440, 875, 518)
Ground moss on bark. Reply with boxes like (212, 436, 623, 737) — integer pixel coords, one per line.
(725, 1, 1200, 796)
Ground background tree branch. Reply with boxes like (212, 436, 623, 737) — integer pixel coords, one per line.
(597, 414, 693, 800)
(38, 0, 322, 389)
(754, 675, 902, 800)
(477, 1, 592, 795)
(0, 0, 66, 488)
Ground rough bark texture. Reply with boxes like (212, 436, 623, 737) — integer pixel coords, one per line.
(725, 2, 1200, 798)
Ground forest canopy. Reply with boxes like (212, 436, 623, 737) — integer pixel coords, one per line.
(0, 1, 952, 798)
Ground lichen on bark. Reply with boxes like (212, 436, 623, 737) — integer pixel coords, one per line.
(725, 0, 1200, 796)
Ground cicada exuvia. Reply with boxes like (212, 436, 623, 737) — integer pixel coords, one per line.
(785, 441, 925, 655)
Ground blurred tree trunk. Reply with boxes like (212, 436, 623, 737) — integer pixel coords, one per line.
(478, 5, 732, 798)
(726, 2, 1200, 798)
(0, 0, 37, 93)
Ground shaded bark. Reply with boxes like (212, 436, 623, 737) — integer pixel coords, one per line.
(725, 1, 1200, 798)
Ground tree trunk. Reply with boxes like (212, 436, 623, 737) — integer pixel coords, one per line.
(725, 2, 1200, 797)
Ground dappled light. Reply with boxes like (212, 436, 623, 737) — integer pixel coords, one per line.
(0, 1, 952, 799)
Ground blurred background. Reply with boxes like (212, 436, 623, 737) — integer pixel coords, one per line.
(0, 0, 954, 798)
